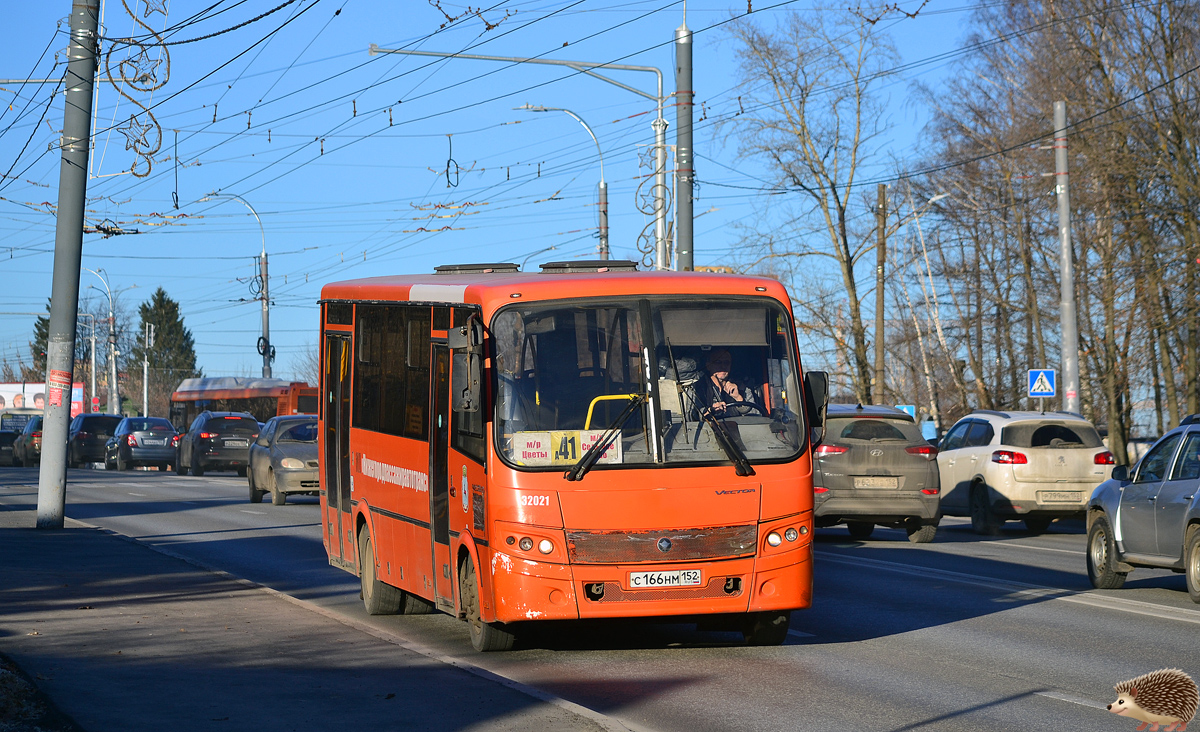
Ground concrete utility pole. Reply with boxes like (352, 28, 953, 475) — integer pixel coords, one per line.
(367, 45, 668, 269)
(1054, 101, 1081, 414)
(142, 323, 155, 416)
(674, 18, 694, 271)
(38, 0, 100, 530)
(873, 183, 887, 405)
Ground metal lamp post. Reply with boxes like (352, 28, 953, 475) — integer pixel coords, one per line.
(84, 268, 120, 414)
(516, 105, 607, 259)
(202, 193, 271, 378)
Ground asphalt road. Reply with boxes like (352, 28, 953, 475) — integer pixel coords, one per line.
(3, 466, 1198, 732)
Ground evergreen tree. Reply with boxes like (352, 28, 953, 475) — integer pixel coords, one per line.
(127, 288, 201, 416)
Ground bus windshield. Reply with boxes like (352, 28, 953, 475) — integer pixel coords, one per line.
(493, 297, 804, 470)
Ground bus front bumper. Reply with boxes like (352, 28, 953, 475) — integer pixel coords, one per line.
(486, 546, 812, 624)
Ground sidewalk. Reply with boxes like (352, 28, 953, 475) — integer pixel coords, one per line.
(0, 507, 611, 732)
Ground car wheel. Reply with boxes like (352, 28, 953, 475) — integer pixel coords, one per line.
(174, 452, 186, 475)
(248, 472, 264, 503)
(191, 452, 204, 477)
(269, 470, 286, 505)
(1023, 516, 1053, 534)
(847, 521, 874, 540)
(358, 528, 402, 615)
(741, 611, 790, 646)
(158, 463, 169, 472)
(1185, 525, 1200, 604)
(1086, 514, 1127, 590)
(104, 453, 114, 470)
(459, 555, 515, 651)
(906, 520, 938, 544)
(116, 452, 128, 471)
(970, 483, 1003, 536)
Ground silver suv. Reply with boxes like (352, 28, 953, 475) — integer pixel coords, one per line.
(937, 410, 1115, 534)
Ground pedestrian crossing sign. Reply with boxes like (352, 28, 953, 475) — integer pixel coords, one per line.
(1028, 369, 1056, 398)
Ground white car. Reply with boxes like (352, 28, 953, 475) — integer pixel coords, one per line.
(936, 410, 1115, 534)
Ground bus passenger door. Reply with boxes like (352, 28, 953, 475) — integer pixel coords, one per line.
(324, 333, 354, 568)
(429, 342, 454, 611)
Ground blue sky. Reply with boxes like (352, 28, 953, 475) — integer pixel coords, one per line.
(0, 0, 971, 383)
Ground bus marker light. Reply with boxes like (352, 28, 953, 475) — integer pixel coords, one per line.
(538, 539, 553, 554)
(785, 528, 798, 542)
(506, 536, 515, 545)
(519, 537, 534, 551)
(767, 532, 783, 547)
(755, 286, 767, 292)
(509, 293, 522, 298)
(799, 526, 809, 535)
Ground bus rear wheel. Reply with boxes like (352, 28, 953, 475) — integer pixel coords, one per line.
(358, 529, 401, 615)
(742, 611, 790, 646)
(459, 556, 515, 652)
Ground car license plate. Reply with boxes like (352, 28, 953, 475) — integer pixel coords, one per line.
(1039, 491, 1082, 502)
(628, 569, 702, 589)
(854, 476, 898, 489)
(142, 439, 164, 446)
(224, 440, 248, 448)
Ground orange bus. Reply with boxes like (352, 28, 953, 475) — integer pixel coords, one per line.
(318, 260, 829, 650)
(169, 377, 318, 431)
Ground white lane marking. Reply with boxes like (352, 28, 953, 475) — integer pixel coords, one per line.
(240, 510, 266, 515)
(1036, 691, 1107, 710)
(127, 492, 147, 497)
(787, 629, 815, 639)
(989, 542, 1083, 555)
(817, 551, 1200, 626)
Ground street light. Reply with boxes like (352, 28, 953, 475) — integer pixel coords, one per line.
(202, 193, 272, 379)
(516, 105, 607, 260)
(83, 268, 120, 415)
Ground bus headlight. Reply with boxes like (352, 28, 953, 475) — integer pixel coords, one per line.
(538, 539, 554, 554)
(785, 528, 799, 542)
(766, 532, 783, 547)
(519, 537, 534, 552)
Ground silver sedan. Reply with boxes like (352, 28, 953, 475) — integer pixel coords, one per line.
(1086, 420, 1200, 602)
(248, 415, 318, 505)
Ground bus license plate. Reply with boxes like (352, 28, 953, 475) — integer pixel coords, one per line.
(628, 569, 702, 589)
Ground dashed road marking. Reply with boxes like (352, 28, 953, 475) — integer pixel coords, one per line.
(1036, 691, 1107, 710)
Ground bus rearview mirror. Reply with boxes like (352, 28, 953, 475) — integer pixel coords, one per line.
(449, 315, 484, 353)
(452, 352, 481, 413)
(804, 370, 829, 447)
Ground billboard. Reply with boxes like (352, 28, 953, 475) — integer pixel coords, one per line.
(0, 382, 86, 418)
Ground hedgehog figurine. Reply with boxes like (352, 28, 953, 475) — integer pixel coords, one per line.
(1108, 668, 1199, 731)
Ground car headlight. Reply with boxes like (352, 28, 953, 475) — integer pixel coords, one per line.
(280, 457, 305, 469)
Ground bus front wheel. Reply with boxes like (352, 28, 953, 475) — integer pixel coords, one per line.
(459, 556, 515, 652)
(358, 529, 401, 615)
(742, 611, 790, 646)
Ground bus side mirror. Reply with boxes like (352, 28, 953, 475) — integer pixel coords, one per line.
(450, 315, 483, 413)
(804, 370, 829, 447)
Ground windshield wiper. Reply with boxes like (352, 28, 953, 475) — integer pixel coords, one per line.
(564, 394, 647, 482)
(699, 407, 756, 477)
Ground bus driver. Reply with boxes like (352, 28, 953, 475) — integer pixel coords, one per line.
(703, 348, 761, 417)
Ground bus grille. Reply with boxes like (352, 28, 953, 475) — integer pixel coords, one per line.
(566, 525, 757, 564)
(589, 577, 742, 602)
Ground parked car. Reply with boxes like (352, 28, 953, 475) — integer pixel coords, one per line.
(248, 415, 318, 505)
(12, 416, 43, 467)
(67, 413, 125, 467)
(813, 404, 941, 542)
(0, 430, 18, 466)
(175, 411, 259, 476)
(937, 410, 1114, 535)
(104, 417, 177, 471)
(1086, 418, 1200, 602)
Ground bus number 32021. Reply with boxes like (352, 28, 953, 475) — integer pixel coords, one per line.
(520, 495, 550, 507)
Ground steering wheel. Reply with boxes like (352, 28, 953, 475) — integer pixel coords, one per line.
(721, 401, 769, 418)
